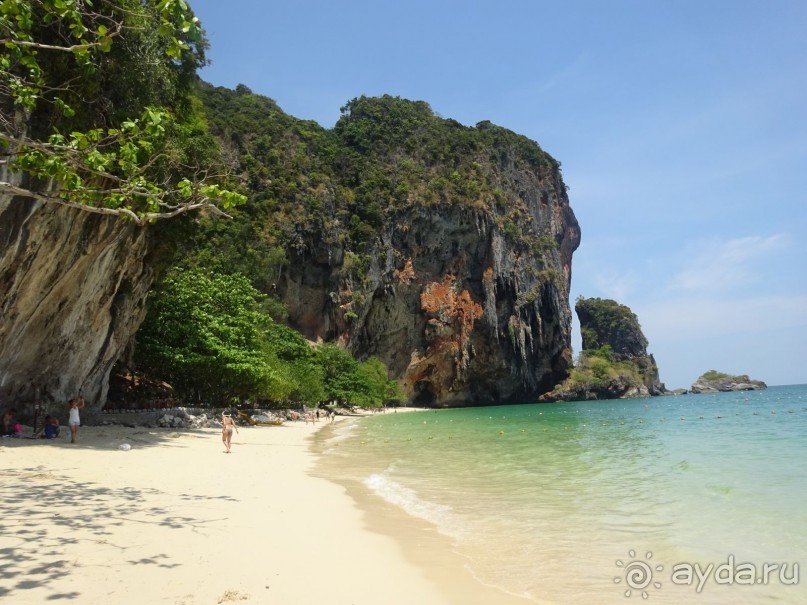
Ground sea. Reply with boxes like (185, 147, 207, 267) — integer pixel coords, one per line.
(313, 384, 807, 604)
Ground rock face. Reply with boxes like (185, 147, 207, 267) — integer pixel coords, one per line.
(576, 297, 650, 361)
(576, 297, 664, 395)
(2, 89, 582, 416)
(282, 182, 580, 407)
(193, 90, 582, 407)
(690, 372, 767, 393)
(540, 297, 665, 402)
(0, 193, 154, 419)
(192, 90, 584, 407)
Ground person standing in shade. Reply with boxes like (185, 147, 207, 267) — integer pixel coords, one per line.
(221, 412, 238, 453)
(68, 396, 85, 443)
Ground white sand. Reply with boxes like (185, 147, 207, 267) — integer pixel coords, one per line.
(0, 418, 528, 604)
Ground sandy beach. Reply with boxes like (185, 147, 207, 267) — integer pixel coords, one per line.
(1, 416, 528, 605)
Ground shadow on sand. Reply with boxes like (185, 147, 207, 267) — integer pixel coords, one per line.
(0, 465, 236, 601)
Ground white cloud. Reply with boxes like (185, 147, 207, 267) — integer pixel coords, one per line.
(538, 52, 589, 94)
(637, 294, 807, 343)
(591, 268, 639, 302)
(671, 234, 790, 292)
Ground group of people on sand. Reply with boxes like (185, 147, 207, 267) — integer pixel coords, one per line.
(1, 396, 84, 443)
(6, 397, 331, 452)
(301, 408, 335, 424)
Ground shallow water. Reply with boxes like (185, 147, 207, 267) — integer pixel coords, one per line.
(315, 385, 807, 604)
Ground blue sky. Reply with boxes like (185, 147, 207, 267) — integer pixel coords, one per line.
(190, 0, 807, 388)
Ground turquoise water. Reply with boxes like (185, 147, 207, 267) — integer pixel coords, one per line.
(316, 385, 807, 604)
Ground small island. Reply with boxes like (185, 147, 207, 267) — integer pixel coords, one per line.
(539, 297, 666, 402)
(689, 370, 767, 393)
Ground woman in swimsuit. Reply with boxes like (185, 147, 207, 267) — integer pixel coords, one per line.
(221, 412, 238, 453)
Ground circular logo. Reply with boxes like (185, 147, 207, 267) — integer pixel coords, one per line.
(614, 550, 663, 598)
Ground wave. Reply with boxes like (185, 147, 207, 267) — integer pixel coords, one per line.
(323, 420, 358, 445)
(363, 472, 464, 538)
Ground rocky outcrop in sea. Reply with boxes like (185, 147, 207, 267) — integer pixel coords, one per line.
(540, 297, 665, 402)
(689, 372, 767, 393)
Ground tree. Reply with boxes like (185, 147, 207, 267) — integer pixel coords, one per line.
(265, 322, 325, 405)
(135, 269, 277, 404)
(0, 0, 245, 223)
(315, 344, 397, 408)
(357, 356, 402, 406)
(316, 343, 372, 406)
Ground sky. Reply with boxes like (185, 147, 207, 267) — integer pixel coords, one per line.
(189, 0, 807, 389)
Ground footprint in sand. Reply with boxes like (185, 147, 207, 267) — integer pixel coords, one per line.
(217, 589, 249, 603)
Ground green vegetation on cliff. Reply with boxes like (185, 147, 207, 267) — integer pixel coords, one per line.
(181, 87, 564, 291)
(700, 370, 733, 382)
(135, 268, 400, 407)
(132, 86, 574, 406)
(576, 297, 648, 359)
(566, 345, 644, 390)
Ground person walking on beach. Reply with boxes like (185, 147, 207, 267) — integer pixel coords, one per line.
(221, 412, 238, 453)
(68, 396, 85, 443)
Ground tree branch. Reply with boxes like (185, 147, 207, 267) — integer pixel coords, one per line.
(0, 33, 119, 53)
(0, 181, 234, 226)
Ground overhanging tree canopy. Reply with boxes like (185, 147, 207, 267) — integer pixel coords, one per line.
(0, 0, 245, 223)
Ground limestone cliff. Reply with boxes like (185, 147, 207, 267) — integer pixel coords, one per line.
(2, 88, 581, 417)
(0, 0, 211, 420)
(540, 297, 665, 402)
(281, 195, 579, 406)
(197, 89, 582, 406)
(0, 191, 153, 418)
(247, 98, 583, 407)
